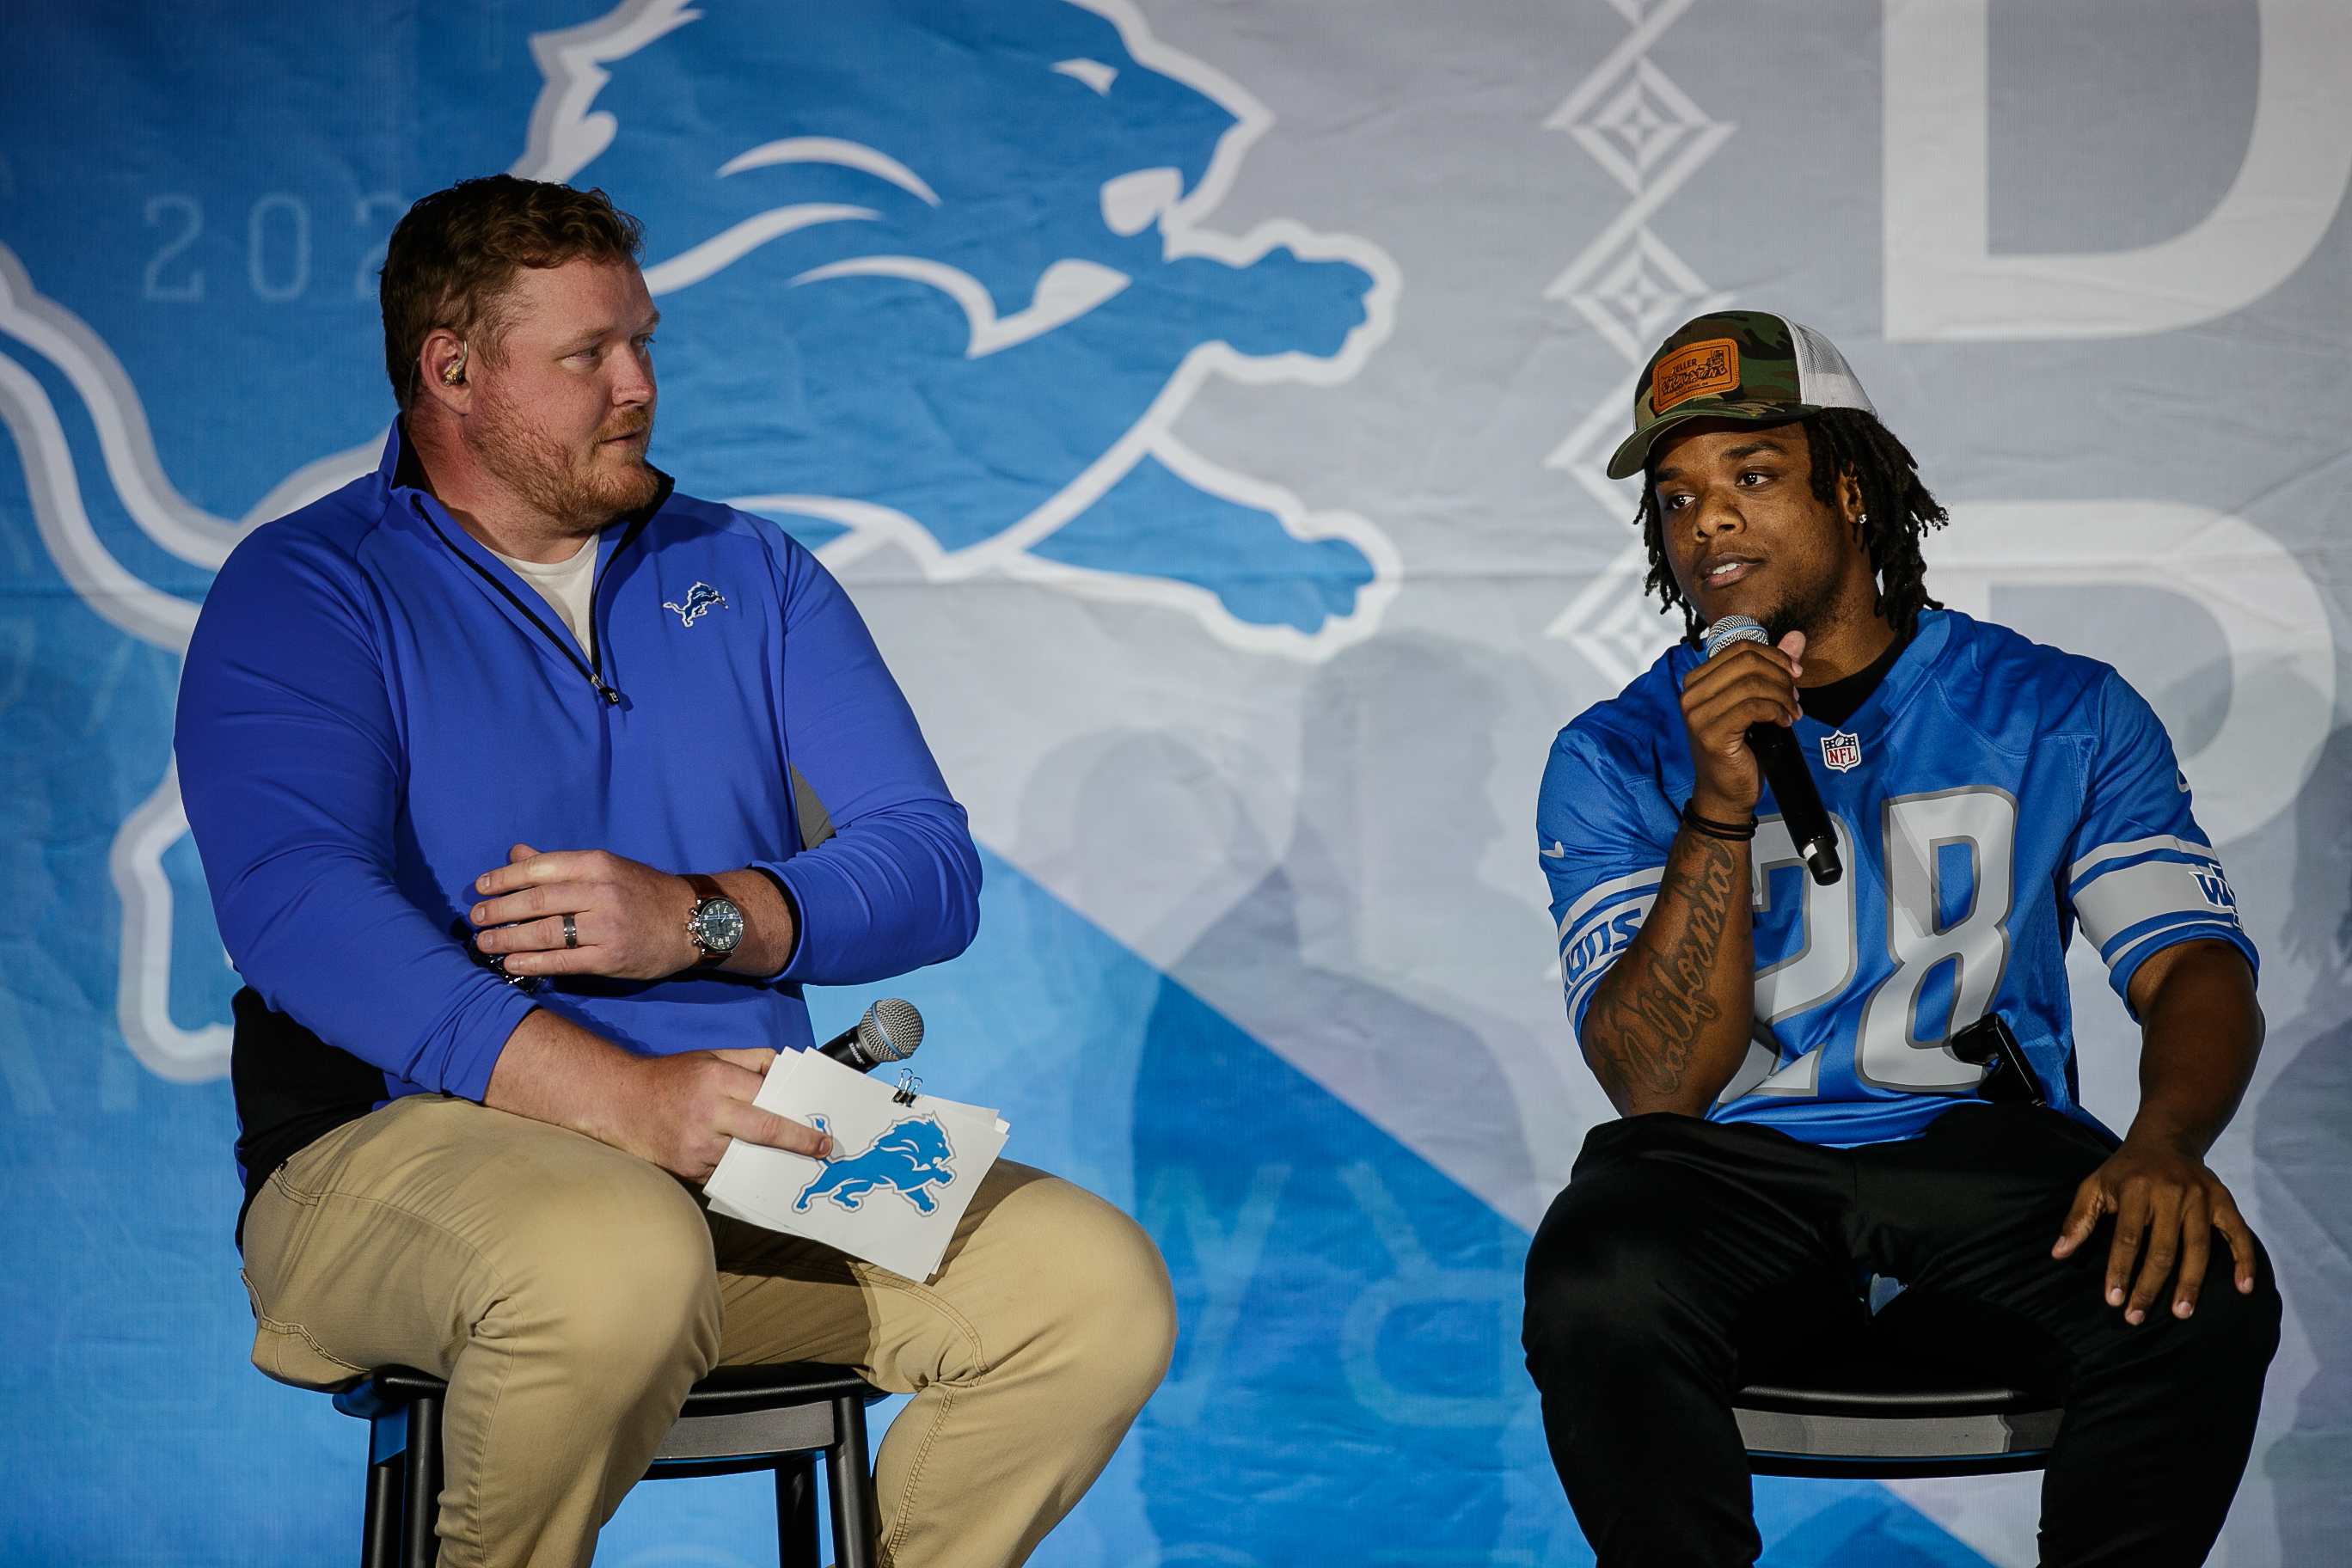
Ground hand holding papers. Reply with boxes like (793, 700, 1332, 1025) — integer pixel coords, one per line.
(704, 1040, 1009, 1282)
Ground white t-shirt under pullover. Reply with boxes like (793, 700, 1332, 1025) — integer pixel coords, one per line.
(487, 536, 597, 658)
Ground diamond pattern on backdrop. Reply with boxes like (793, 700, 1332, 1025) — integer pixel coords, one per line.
(1540, 0, 1732, 678)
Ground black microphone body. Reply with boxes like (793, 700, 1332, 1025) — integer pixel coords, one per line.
(817, 997, 924, 1072)
(1700, 616, 1843, 885)
(1743, 719, 1842, 885)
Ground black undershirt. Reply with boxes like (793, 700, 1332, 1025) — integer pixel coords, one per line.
(1795, 625, 1912, 730)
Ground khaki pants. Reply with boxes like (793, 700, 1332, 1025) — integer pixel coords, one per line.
(240, 1093, 1175, 1568)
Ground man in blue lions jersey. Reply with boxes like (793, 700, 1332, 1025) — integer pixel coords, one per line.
(1522, 311, 2278, 1566)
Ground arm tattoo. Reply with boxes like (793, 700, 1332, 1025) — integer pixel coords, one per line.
(1583, 832, 1740, 1101)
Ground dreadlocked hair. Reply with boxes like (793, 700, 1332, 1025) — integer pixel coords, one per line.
(1634, 407, 1949, 645)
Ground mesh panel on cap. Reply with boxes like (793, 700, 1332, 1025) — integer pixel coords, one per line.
(1788, 321, 1876, 415)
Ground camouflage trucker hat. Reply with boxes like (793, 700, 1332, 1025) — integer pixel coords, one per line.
(1605, 309, 1876, 480)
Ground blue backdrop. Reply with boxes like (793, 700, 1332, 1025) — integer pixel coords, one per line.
(5, 3, 2348, 1564)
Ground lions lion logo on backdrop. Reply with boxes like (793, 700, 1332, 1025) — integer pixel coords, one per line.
(0, 0, 1400, 1084)
(543, 0, 1400, 654)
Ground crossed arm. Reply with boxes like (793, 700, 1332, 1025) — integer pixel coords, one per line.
(470, 845, 828, 1182)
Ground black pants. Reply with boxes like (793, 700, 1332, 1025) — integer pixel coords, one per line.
(1522, 1107, 2280, 1567)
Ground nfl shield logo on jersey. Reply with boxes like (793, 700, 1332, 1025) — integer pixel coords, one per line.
(1821, 730, 1863, 772)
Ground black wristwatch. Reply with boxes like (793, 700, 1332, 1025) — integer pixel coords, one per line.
(683, 873, 745, 967)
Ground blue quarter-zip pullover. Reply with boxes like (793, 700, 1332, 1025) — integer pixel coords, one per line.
(177, 426, 980, 1123)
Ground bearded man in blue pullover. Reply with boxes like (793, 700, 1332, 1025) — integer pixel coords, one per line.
(177, 176, 1173, 1568)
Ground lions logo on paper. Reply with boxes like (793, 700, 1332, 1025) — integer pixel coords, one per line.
(0, 0, 1398, 1086)
(795, 1114, 959, 1216)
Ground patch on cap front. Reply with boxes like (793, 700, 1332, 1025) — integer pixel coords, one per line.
(1604, 309, 1877, 481)
(1651, 338, 1739, 414)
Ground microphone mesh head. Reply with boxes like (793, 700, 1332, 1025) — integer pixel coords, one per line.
(1701, 615, 1769, 660)
(859, 997, 923, 1062)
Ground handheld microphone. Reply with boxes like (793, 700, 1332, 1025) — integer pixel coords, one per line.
(818, 998, 924, 1072)
(1700, 616, 1843, 885)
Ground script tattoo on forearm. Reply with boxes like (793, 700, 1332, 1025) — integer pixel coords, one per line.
(1583, 832, 1739, 1102)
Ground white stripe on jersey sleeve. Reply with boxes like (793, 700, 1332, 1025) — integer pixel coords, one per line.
(1559, 864, 1670, 934)
(2072, 844, 2244, 968)
(1558, 866, 1666, 1029)
(2067, 833, 2211, 885)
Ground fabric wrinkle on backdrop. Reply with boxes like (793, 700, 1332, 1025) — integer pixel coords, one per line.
(2, 2, 2347, 1565)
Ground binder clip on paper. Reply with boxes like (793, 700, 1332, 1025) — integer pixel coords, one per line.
(891, 1069, 922, 1106)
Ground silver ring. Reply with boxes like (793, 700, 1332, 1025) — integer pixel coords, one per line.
(561, 912, 579, 949)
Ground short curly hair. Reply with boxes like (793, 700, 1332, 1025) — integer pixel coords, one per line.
(378, 175, 645, 409)
(1635, 407, 1950, 644)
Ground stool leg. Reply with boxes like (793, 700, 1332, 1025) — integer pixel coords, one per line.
(404, 1393, 444, 1568)
(775, 1453, 820, 1568)
(362, 1452, 401, 1568)
(824, 1395, 879, 1568)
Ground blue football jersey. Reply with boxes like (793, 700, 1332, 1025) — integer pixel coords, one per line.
(1537, 609, 2255, 1146)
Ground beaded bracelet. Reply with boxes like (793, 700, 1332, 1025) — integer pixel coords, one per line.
(1680, 799, 1758, 841)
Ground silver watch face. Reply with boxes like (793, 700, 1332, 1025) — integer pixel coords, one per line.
(691, 897, 745, 953)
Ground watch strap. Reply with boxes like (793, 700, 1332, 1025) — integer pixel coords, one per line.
(684, 873, 732, 966)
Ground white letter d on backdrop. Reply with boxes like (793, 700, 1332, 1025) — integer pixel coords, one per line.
(1883, 0, 2352, 341)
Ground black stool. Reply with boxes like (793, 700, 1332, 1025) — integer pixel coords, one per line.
(333, 1362, 885, 1568)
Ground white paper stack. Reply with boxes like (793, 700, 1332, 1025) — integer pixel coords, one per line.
(703, 1046, 1010, 1282)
